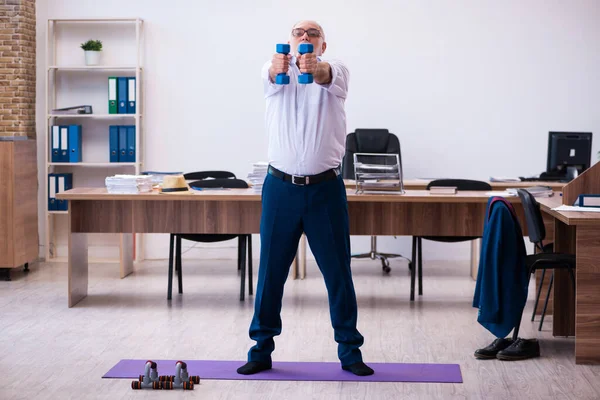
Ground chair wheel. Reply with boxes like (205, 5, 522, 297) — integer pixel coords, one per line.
(381, 259, 391, 274)
(183, 381, 194, 390)
(162, 381, 173, 390)
(131, 381, 142, 389)
(189, 375, 200, 384)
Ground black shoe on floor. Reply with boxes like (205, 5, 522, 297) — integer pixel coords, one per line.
(236, 361, 272, 375)
(474, 338, 514, 359)
(342, 361, 374, 376)
(496, 338, 540, 361)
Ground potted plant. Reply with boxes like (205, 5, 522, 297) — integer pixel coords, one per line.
(80, 39, 102, 66)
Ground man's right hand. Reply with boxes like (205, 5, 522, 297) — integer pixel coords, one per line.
(269, 53, 292, 83)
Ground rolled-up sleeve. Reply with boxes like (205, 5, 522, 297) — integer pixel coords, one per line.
(317, 59, 349, 99)
(262, 60, 284, 98)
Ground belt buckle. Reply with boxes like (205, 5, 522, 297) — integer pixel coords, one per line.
(292, 175, 308, 185)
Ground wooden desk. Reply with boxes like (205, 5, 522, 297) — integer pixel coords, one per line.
(58, 187, 600, 364)
(536, 196, 600, 364)
(344, 179, 566, 191)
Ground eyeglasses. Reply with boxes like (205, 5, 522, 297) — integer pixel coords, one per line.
(291, 28, 321, 38)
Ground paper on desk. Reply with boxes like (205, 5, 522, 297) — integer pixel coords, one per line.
(552, 205, 600, 212)
(485, 191, 516, 197)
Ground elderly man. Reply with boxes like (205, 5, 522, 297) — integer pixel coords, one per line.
(237, 20, 374, 377)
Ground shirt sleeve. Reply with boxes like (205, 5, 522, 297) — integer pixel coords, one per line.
(316, 59, 349, 99)
(262, 60, 284, 98)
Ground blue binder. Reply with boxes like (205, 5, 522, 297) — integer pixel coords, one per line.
(59, 125, 69, 162)
(126, 125, 136, 162)
(127, 77, 136, 114)
(118, 125, 127, 161)
(117, 77, 128, 114)
(48, 173, 57, 211)
(109, 125, 119, 162)
(51, 125, 60, 163)
(68, 125, 82, 163)
(56, 173, 73, 211)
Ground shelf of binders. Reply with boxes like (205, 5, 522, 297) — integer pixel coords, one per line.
(45, 17, 144, 264)
(47, 114, 142, 119)
(48, 66, 142, 71)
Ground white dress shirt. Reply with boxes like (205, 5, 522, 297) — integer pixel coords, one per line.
(262, 55, 350, 176)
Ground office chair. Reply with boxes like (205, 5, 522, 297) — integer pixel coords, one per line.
(183, 171, 236, 181)
(167, 175, 253, 302)
(342, 128, 410, 274)
(411, 179, 491, 301)
(516, 188, 576, 331)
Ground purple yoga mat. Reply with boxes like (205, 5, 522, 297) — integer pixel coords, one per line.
(103, 359, 462, 383)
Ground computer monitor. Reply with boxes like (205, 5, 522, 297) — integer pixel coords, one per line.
(545, 131, 592, 180)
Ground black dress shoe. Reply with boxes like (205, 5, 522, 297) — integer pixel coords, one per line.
(474, 338, 514, 359)
(496, 338, 540, 361)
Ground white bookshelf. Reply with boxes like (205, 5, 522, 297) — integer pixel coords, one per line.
(45, 17, 144, 263)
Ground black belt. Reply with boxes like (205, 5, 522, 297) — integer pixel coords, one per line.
(268, 165, 339, 186)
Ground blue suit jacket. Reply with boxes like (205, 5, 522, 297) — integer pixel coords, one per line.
(472, 197, 529, 338)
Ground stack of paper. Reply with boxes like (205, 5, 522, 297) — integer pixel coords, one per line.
(490, 176, 521, 182)
(105, 174, 154, 194)
(507, 186, 554, 197)
(247, 162, 268, 192)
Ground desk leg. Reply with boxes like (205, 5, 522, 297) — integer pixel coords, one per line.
(552, 219, 576, 337)
(68, 231, 88, 308)
(470, 239, 480, 280)
(291, 254, 298, 279)
(300, 234, 307, 280)
(574, 225, 600, 364)
(120, 233, 134, 279)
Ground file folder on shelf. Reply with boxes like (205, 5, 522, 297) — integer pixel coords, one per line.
(117, 77, 128, 114)
(118, 125, 127, 161)
(56, 173, 73, 211)
(127, 77, 136, 114)
(108, 77, 117, 114)
(109, 125, 119, 162)
(48, 173, 57, 211)
(68, 125, 82, 163)
(126, 125, 135, 162)
(59, 126, 68, 162)
(51, 125, 60, 162)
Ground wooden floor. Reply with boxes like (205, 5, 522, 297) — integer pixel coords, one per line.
(1, 257, 600, 400)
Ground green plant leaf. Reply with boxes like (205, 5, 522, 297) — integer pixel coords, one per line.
(80, 39, 103, 51)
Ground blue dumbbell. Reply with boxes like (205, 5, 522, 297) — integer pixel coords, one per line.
(275, 43, 290, 85)
(298, 43, 314, 84)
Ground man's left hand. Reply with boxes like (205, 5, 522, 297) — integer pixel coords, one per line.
(297, 53, 318, 75)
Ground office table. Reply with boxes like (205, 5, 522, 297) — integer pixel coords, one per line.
(536, 196, 600, 364)
(58, 187, 598, 364)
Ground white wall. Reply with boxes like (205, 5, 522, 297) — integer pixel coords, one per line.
(35, 0, 600, 263)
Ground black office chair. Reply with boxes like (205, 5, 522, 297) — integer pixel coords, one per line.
(183, 171, 236, 181)
(342, 128, 410, 273)
(411, 179, 492, 301)
(167, 175, 253, 302)
(516, 188, 576, 331)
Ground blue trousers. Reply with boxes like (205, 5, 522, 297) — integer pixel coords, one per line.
(247, 171, 365, 366)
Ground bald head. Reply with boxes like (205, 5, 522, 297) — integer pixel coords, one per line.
(288, 20, 327, 56)
(292, 20, 325, 41)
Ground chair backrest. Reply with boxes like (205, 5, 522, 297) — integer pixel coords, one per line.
(184, 171, 236, 180)
(516, 188, 546, 247)
(342, 129, 402, 179)
(426, 179, 492, 191)
(189, 178, 248, 189)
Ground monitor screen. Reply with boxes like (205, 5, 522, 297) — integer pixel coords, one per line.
(546, 131, 592, 175)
